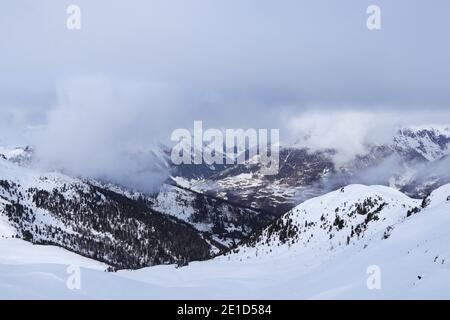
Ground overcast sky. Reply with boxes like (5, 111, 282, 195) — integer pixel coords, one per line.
(1, 0, 449, 189)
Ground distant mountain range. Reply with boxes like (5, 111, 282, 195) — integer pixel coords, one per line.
(166, 126, 450, 215)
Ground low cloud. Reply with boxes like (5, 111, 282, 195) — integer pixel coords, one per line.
(31, 76, 187, 192)
(287, 110, 450, 166)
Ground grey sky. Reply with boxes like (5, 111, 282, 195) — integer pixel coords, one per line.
(1, 0, 449, 189)
(2, 1, 450, 120)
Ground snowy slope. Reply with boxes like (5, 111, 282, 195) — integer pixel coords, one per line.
(1, 183, 450, 299)
(0, 238, 106, 269)
(423, 183, 450, 208)
(225, 185, 422, 263)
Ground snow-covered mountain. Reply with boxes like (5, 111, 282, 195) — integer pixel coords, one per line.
(0, 145, 33, 166)
(1, 183, 449, 299)
(393, 126, 450, 161)
(225, 184, 423, 261)
(0, 152, 274, 268)
(86, 179, 275, 250)
(0, 157, 215, 269)
(1, 126, 450, 298)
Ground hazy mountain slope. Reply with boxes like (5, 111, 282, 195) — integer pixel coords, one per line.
(175, 148, 336, 215)
(0, 158, 213, 269)
(0, 146, 33, 166)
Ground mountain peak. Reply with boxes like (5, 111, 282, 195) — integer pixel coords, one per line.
(224, 184, 421, 262)
(393, 126, 450, 161)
